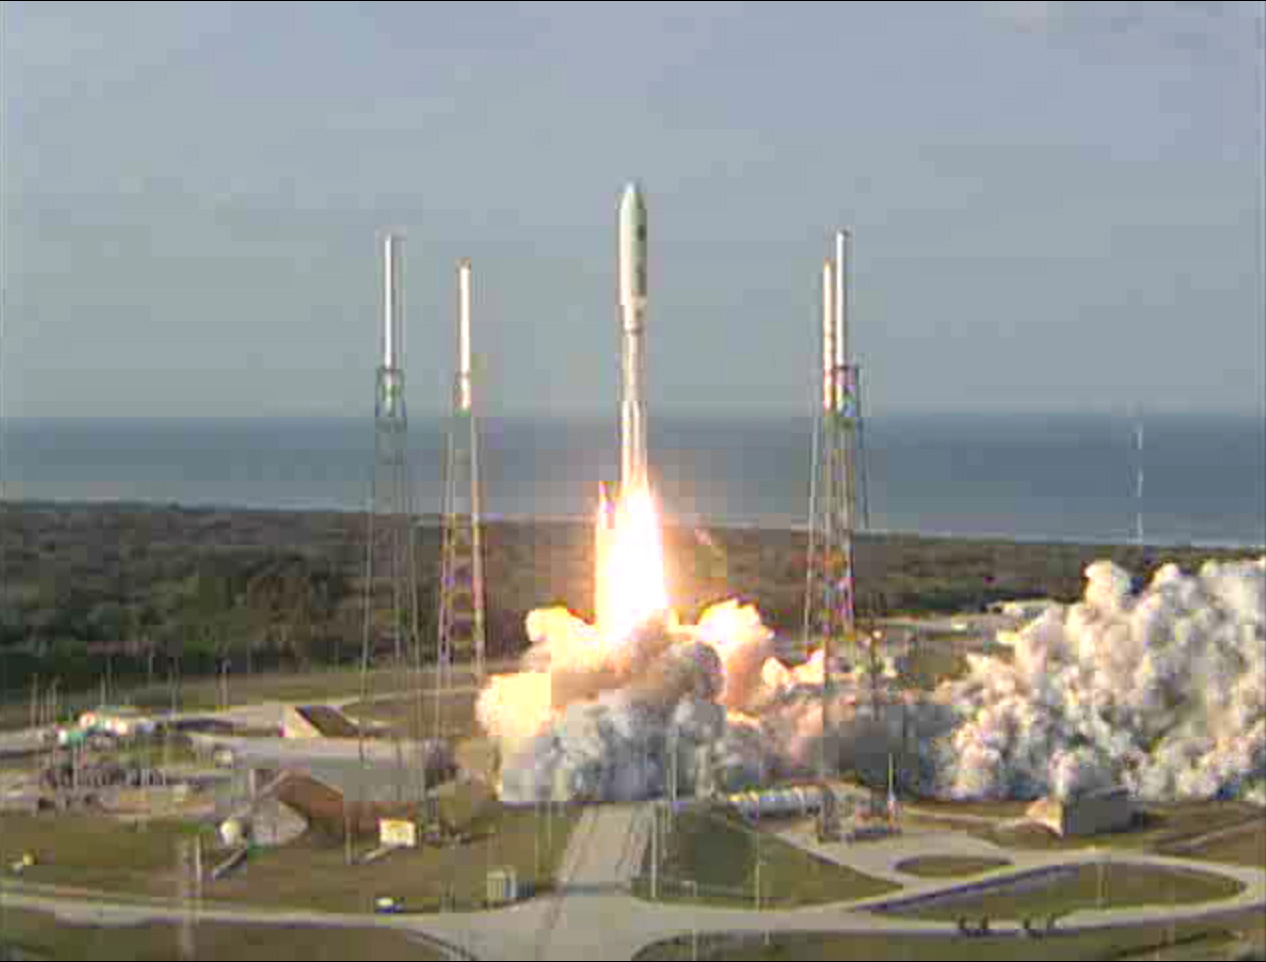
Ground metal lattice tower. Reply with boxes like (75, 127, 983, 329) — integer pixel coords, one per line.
(436, 257, 487, 728)
(803, 229, 865, 840)
(358, 233, 423, 811)
(362, 233, 420, 669)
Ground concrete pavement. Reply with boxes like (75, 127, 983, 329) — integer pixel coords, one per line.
(6, 800, 1262, 961)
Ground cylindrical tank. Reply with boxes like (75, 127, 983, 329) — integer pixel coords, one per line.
(219, 817, 251, 848)
(727, 785, 826, 818)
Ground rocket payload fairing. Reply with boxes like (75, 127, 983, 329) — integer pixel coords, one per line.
(617, 182, 649, 492)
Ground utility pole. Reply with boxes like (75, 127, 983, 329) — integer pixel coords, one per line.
(344, 797, 353, 867)
(688, 879, 699, 961)
(650, 801, 659, 900)
(753, 798, 762, 911)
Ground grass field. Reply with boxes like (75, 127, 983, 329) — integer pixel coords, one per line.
(908, 798, 1034, 820)
(633, 908, 1266, 961)
(207, 795, 579, 913)
(1161, 819, 1266, 870)
(342, 689, 485, 742)
(0, 813, 207, 897)
(896, 856, 1013, 878)
(0, 790, 578, 915)
(929, 802, 1266, 857)
(0, 908, 446, 961)
(0, 663, 500, 733)
(889, 862, 1244, 921)
(632, 808, 899, 909)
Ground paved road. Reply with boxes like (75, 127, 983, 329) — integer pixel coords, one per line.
(6, 800, 1263, 961)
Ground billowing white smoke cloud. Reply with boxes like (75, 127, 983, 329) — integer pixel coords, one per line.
(477, 557, 1266, 805)
(478, 601, 809, 804)
(931, 556, 1266, 801)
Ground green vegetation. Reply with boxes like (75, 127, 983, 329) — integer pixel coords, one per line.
(0, 813, 206, 896)
(896, 856, 1012, 878)
(343, 689, 484, 741)
(1160, 819, 1266, 870)
(4, 501, 1255, 720)
(207, 798, 579, 913)
(0, 785, 577, 915)
(909, 798, 1034, 820)
(972, 802, 1266, 854)
(0, 908, 445, 961)
(633, 909, 1266, 961)
(890, 862, 1243, 921)
(0, 666, 421, 732)
(631, 808, 899, 908)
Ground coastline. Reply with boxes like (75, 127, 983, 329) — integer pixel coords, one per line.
(5, 495, 1264, 552)
(1, 498, 1261, 699)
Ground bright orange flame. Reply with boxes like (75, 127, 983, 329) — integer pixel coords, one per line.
(597, 482, 669, 641)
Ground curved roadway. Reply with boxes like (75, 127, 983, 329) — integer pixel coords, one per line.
(4, 802, 1263, 961)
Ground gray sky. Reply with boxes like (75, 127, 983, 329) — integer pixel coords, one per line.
(3, 1, 1263, 419)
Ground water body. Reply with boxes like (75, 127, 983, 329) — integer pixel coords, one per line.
(3, 413, 1263, 549)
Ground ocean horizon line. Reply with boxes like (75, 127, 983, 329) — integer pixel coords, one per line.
(4, 493, 1263, 554)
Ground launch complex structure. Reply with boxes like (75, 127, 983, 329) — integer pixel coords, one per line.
(803, 229, 873, 840)
(436, 257, 488, 716)
(353, 188, 880, 826)
(357, 233, 488, 815)
(357, 232, 428, 811)
(361, 233, 421, 671)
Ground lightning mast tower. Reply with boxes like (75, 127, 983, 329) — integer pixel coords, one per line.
(436, 257, 487, 727)
(359, 234, 421, 813)
(1134, 415, 1145, 547)
(803, 230, 865, 841)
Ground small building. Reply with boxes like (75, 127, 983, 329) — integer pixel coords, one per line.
(281, 706, 324, 740)
(1026, 786, 1132, 838)
(486, 867, 519, 906)
(77, 707, 156, 739)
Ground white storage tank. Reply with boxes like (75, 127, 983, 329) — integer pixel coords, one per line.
(727, 785, 825, 818)
(486, 867, 519, 906)
(219, 817, 251, 848)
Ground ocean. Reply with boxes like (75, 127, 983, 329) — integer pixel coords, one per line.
(3, 413, 1263, 549)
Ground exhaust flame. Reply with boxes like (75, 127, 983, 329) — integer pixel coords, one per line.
(596, 482, 669, 643)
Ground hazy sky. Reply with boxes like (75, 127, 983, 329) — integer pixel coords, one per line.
(3, 1, 1263, 419)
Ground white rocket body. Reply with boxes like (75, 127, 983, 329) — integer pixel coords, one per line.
(618, 182, 649, 493)
(596, 183, 651, 632)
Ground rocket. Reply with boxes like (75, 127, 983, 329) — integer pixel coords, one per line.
(617, 182, 649, 492)
(596, 182, 650, 632)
